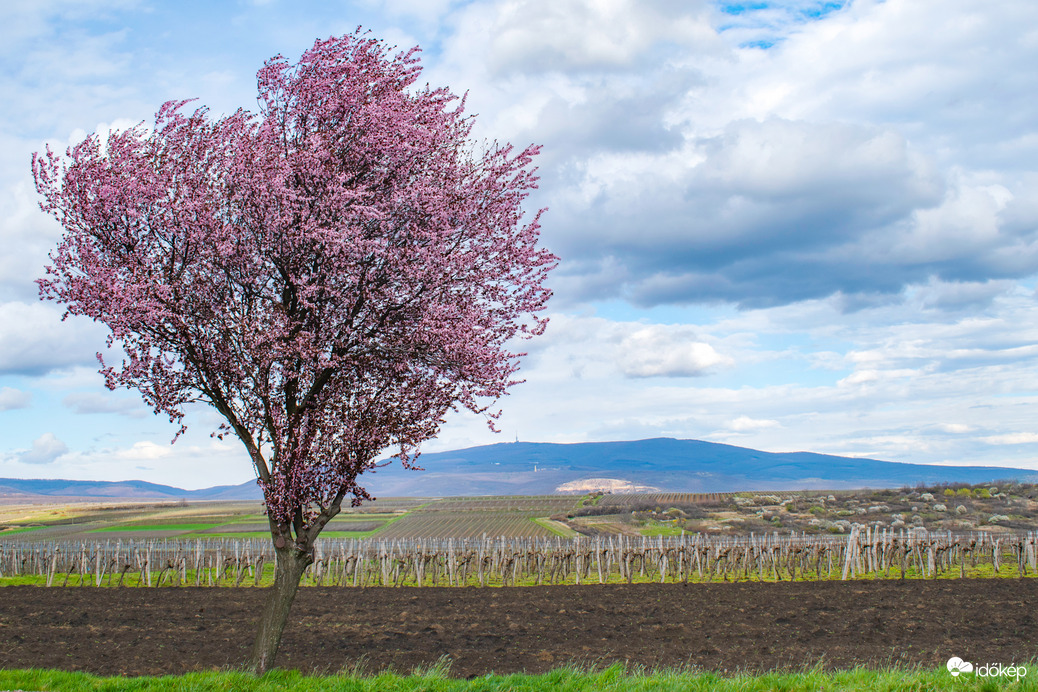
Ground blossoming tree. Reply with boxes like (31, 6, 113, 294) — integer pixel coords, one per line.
(32, 32, 555, 673)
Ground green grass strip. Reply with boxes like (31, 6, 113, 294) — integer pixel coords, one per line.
(0, 663, 1034, 691)
(90, 523, 222, 532)
(0, 526, 42, 535)
(529, 516, 578, 538)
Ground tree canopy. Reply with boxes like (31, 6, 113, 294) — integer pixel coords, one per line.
(33, 31, 555, 671)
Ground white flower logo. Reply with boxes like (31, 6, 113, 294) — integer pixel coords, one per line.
(947, 657, 974, 676)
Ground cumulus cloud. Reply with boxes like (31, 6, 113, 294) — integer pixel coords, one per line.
(62, 392, 147, 416)
(0, 170, 61, 303)
(618, 325, 730, 377)
(14, 1, 1037, 313)
(981, 433, 1038, 446)
(474, 0, 716, 74)
(514, 313, 733, 382)
(0, 434, 255, 488)
(910, 278, 1015, 313)
(18, 432, 68, 464)
(550, 117, 948, 307)
(112, 440, 172, 460)
(0, 301, 109, 375)
(0, 386, 31, 411)
(728, 415, 780, 432)
(428, 0, 1038, 310)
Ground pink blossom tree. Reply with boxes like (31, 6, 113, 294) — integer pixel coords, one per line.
(32, 31, 555, 673)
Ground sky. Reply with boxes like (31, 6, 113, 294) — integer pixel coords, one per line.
(2, 0, 1038, 489)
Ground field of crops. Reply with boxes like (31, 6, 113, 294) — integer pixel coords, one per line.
(570, 513, 631, 534)
(597, 492, 732, 507)
(201, 521, 387, 534)
(416, 497, 580, 513)
(0, 495, 593, 543)
(372, 511, 560, 539)
(4, 484, 1037, 546)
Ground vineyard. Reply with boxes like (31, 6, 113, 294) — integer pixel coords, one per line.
(0, 495, 588, 543)
(413, 497, 580, 513)
(596, 492, 732, 508)
(6, 483, 1034, 543)
(372, 511, 562, 540)
(4, 489, 1038, 681)
(3, 527, 1038, 589)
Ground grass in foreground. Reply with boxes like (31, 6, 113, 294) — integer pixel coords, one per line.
(0, 664, 1034, 691)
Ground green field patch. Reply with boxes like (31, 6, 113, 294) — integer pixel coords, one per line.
(183, 514, 406, 541)
(530, 516, 579, 538)
(90, 523, 222, 533)
(203, 521, 385, 534)
(638, 522, 686, 537)
(177, 534, 265, 541)
(151, 515, 259, 524)
(218, 514, 271, 523)
(82, 530, 213, 540)
(0, 526, 43, 536)
(200, 523, 279, 533)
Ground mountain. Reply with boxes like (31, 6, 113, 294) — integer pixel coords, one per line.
(2, 438, 1035, 500)
(358, 438, 1038, 496)
(0, 477, 261, 502)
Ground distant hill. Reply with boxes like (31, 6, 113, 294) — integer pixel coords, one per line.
(359, 438, 1038, 496)
(0, 477, 260, 502)
(2, 438, 1035, 501)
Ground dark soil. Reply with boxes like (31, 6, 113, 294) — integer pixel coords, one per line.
(1, 580, 1036, 677)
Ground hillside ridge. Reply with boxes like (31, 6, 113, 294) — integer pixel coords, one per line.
(1, 437, 1035, 500)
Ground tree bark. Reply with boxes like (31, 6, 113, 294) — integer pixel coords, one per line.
(249, 544, 312, 674)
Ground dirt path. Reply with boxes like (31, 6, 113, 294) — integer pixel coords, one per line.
(1, 580, 1036, 677)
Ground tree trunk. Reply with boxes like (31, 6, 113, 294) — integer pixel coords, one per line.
(249, 545, 312, 674)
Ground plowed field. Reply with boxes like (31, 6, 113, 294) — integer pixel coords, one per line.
(1, 580, 1035, 677)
